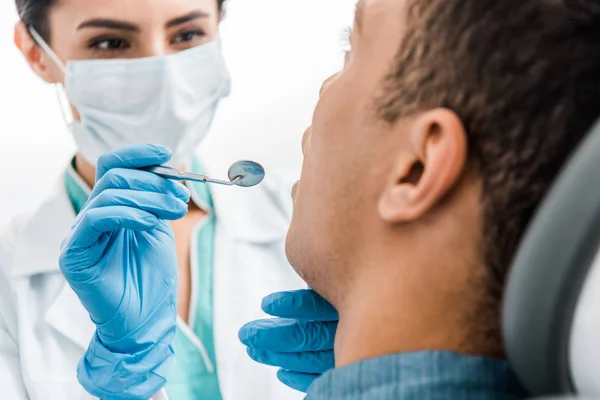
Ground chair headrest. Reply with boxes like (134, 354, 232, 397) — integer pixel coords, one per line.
(503, 118, 600, 396)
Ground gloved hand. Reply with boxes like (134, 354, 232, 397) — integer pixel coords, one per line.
(59, 144, 190, 400)
(239, 289, 338, 393)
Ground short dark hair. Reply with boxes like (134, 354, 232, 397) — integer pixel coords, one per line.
(378, 0, 600, 334)
(16, 0, 228, 42)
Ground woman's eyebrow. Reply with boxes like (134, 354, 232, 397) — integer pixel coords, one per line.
(77, 18, 139, 31)
(166, 10, 211, 29)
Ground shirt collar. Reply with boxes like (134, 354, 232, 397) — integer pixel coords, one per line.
(306, 351, 529, 400)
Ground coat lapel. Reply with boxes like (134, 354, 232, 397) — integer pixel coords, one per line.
(7, 175, 95, 350)
(45, 282, 96, 350)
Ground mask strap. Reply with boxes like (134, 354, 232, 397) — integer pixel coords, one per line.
(28, 26, 74, 124)
(28, 26, 68, 74)
(54, 84, 75, 126)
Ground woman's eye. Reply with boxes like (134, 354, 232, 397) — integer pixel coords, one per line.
(172, 30, 205, 44)
(89, 38, 130, 51)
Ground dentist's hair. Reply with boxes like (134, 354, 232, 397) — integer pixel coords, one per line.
(15, 0, 228, 42)
(378, 0, 600, 339)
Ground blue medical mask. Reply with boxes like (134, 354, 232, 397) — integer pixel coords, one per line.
(30, 28, 231, 166)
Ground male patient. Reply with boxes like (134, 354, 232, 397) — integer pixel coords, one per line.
(242, 0, 600, 398)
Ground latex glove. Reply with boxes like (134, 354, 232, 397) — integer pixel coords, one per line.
(59, 144, 190, 400)
(239, 289, 338, 392)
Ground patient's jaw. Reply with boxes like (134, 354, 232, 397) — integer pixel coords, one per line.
(286, 0, 500, 368)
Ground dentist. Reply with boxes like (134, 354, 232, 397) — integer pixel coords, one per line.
(0, 0, 335, 399)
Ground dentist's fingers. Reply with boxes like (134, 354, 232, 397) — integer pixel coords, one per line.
(61, 205, 158, 254)
(89, 167, 190, 203)
(246, 348, 334, 374)
(276, 370, 321, 393)
(95, 144, 172, 181)
(261, 290, 339, 321)
(77, 189, 188, 226)
(239, 318, 336, 352)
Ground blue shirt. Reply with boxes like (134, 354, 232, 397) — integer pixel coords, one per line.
(306, 351, 529, 400)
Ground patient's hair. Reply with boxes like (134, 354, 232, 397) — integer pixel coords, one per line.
(15, 0, 228, 42)
(378, 0, 600, 333)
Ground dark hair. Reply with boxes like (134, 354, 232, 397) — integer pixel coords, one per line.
(378, 0, 600, 340)
(16, 0, 228, 42)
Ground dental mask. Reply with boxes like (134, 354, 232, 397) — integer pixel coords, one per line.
(29, 28, 231, 166)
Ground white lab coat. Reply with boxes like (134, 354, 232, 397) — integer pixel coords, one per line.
(0, 149, 306, 400)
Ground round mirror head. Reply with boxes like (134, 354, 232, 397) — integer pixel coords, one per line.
(228, 160, 265, 187)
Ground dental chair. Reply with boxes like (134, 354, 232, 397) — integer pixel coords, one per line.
(503, 118, 600, 399)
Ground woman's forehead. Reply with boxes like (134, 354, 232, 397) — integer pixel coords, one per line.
(52, 0, 218, 24)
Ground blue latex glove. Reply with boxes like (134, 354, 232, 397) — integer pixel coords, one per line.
(239, 289, 338, 392)
(59, 144, 190, 400)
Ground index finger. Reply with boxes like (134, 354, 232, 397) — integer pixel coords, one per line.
(95, 144, 172, 182)
(262, 290, 339, 321)
(238, 319, 336, 352)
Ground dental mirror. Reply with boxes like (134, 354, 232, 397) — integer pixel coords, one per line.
(148, 160, 265, 188)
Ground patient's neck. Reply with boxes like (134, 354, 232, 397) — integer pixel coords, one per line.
(332, 248, 503, 368)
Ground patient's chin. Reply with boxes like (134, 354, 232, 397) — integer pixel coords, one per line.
(285, 227, 312, 280)
(284, 229, 335, 303)
(284, 226, 301, 269)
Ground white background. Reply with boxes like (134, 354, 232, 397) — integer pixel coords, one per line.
(0, 0, 354, 231)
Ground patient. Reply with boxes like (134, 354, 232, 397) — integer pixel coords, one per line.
(272, 0, 600, 398)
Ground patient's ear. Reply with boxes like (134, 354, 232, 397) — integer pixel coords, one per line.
(14, 21, 59, 83)
(378, 108, 467, 222)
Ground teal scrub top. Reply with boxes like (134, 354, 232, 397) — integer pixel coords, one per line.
(64, 159, 223, 400)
